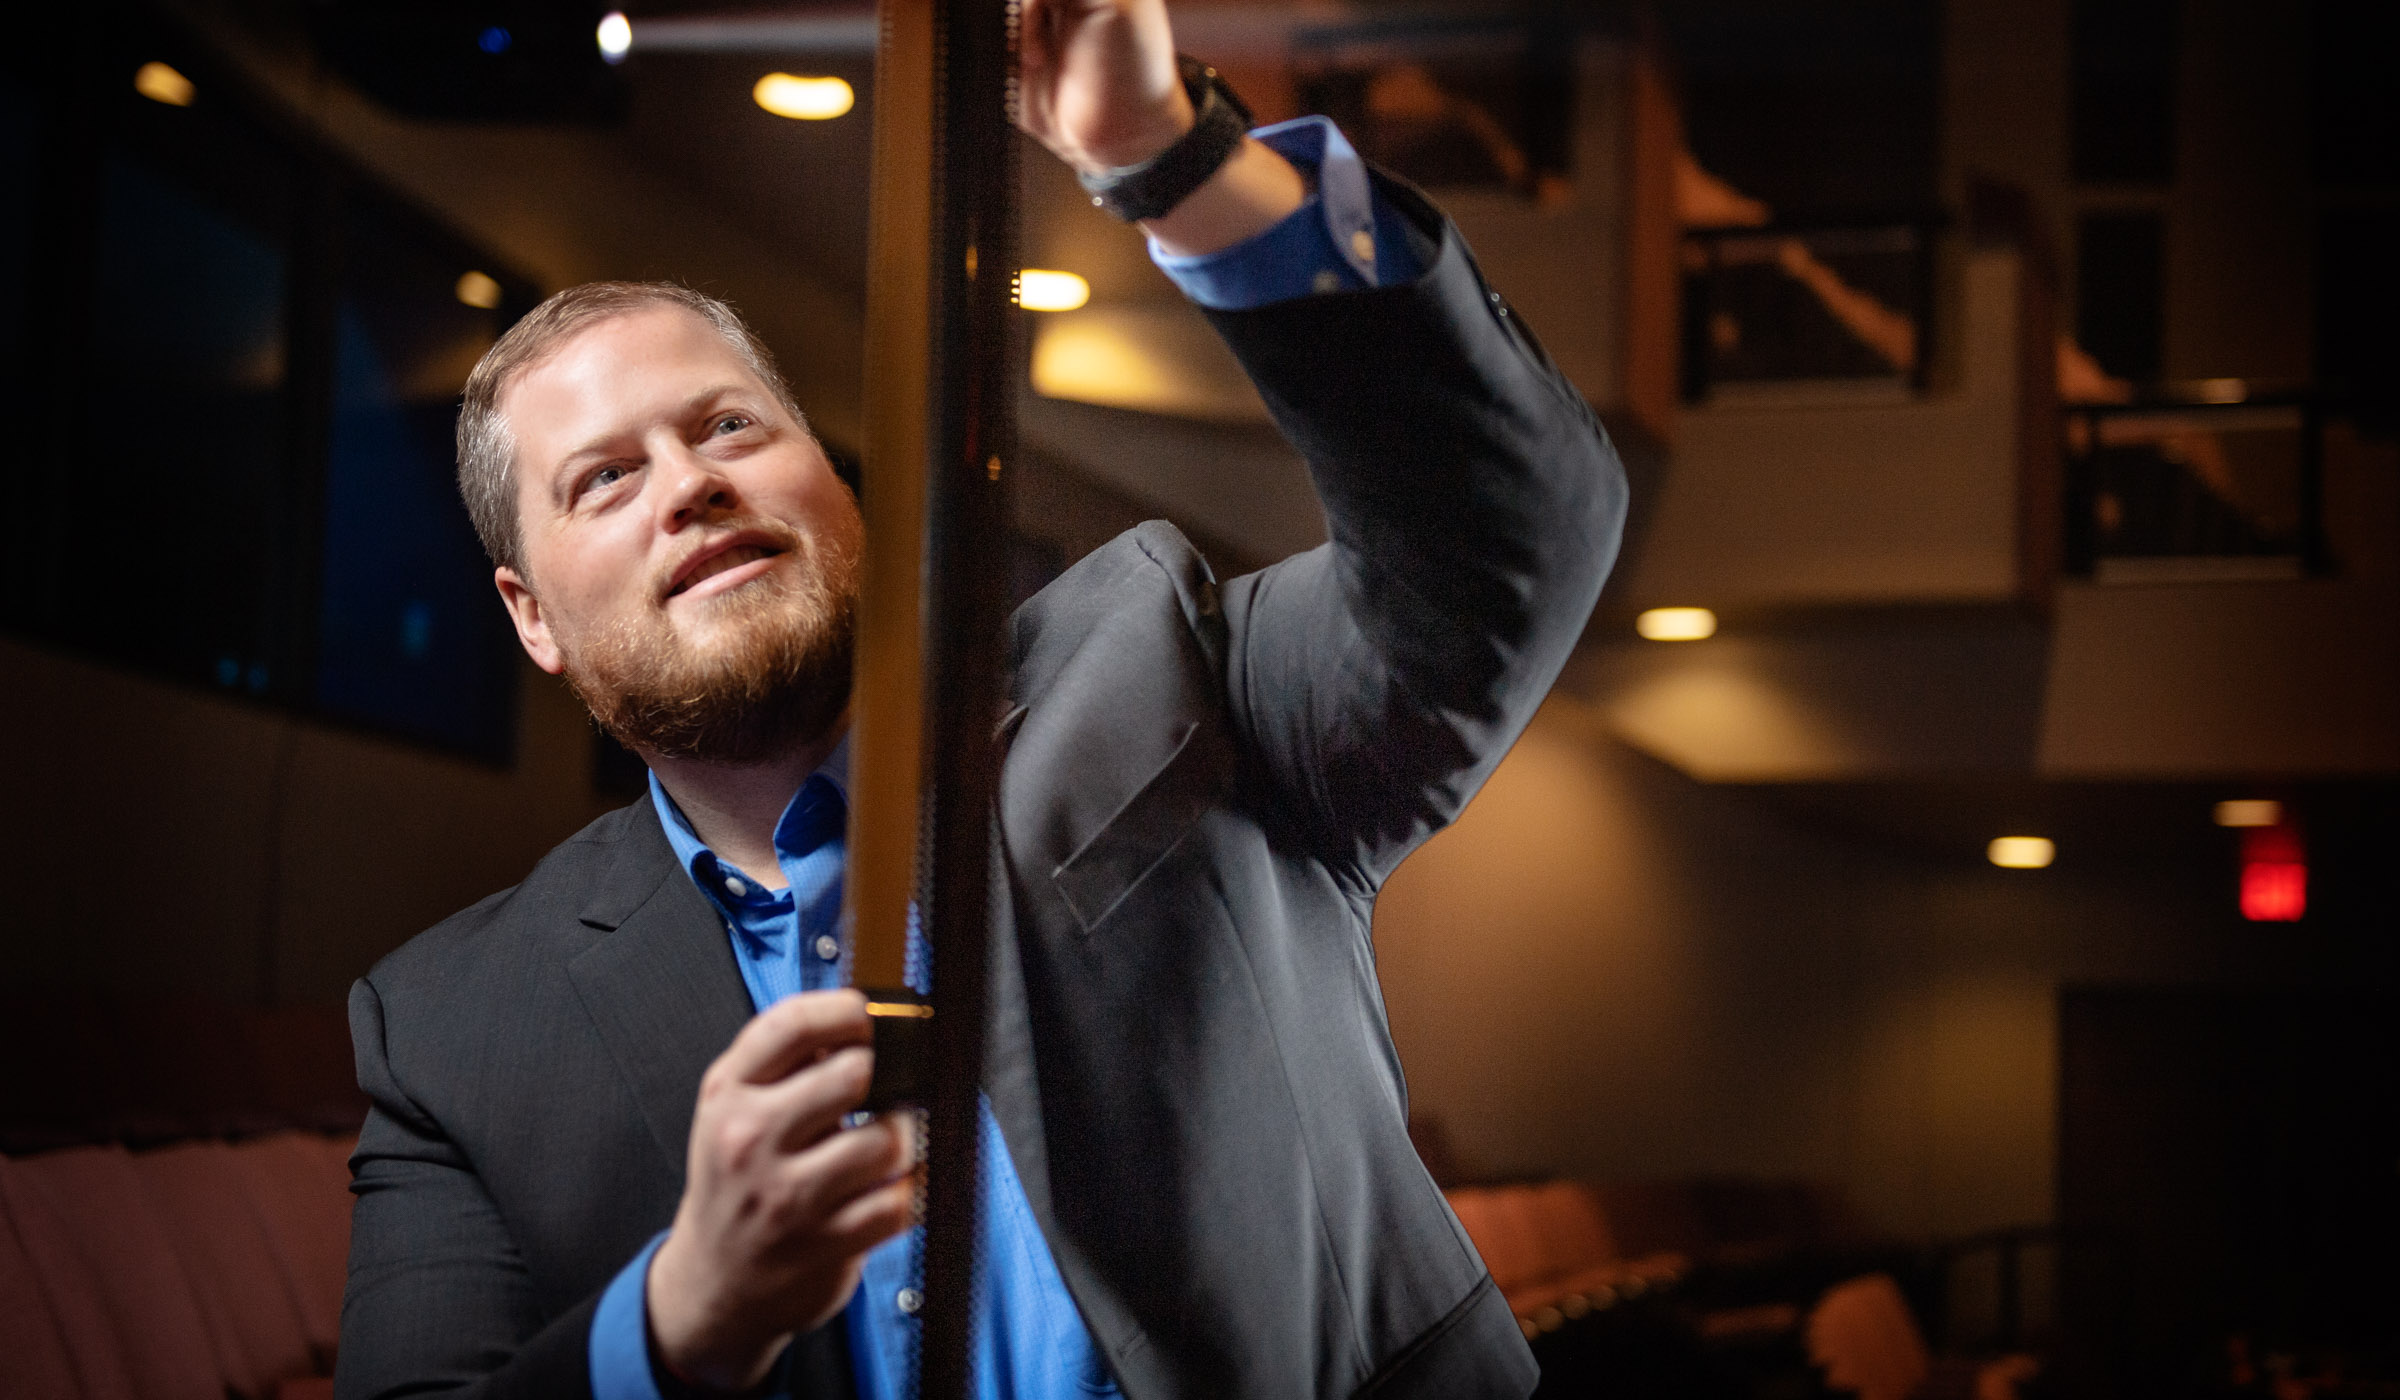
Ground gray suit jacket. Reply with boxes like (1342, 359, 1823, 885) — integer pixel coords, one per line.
(340, 177, 1626, 1400)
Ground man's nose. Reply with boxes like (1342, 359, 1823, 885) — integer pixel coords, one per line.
(654, 443, 735, 526)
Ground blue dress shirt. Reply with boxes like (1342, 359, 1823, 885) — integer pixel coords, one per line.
(590, 115, 1417, 1400)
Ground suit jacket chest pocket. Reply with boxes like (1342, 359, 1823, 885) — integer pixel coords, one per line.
(1050, 718, 1231, 937)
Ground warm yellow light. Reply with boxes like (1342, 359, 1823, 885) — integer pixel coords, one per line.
(2194, 377, 2247, 404)
(1029, 311, 1269, 420)
(1016, 269, 1091, 313)
(753, 73, 854, 120)
(134, 61, 195, 108)
(454, 270, 503, 310)
(1031, 321, 1166, 409)
(2214, 799, 2282, 828)
(595, 11, 632, 62)
(1636, 607, 1717, 641)
(1987, 836, 2054, 869)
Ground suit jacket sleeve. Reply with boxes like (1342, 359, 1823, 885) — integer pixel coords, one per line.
(337, 976, 597, 1400)
(1202, 172, 1628, 882)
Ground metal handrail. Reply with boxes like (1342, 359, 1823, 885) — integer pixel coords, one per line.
(1680, 216, 1945, 401)
(2059, 394, 2327, 579)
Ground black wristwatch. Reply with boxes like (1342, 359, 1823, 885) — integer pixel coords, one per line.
(1078, 56, 1254, 223)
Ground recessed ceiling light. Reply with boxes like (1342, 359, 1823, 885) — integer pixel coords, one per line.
(134, 62, 194, 108)
(1987, 836, 2054, 869)
(1636, 607, 1716, 641)
(1016, 270, 1091, 312)
(754, 73, 854, 121)
(454, 271, 503, 310)
(596, 12, 632, 63)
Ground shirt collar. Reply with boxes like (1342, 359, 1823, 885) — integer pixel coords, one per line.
(647, 728, 852, 894)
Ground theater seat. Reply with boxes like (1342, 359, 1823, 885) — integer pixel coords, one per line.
(229, 1132, 355, 1364)
(1807, 1273, 1931, 1400)
(1591, 1177, 1709, 1258)
(0, 1161, 89, 1400)
(1447, 1180, 1693, 1332)
(1445, 1186, 1544, 1294)
(1526, 1180, 1616, 1281)
(3, 1146, 219, 1400)
(136, 1141, 318, 1396)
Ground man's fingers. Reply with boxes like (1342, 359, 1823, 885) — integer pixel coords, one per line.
(817, 1175, 918, 1257)
(779, 1116, 914, 1224)
(710, 989, 870, 1087)
(751, 1045, 876, 1152)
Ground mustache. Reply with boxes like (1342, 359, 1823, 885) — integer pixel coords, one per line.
(654, 516, 806, 602)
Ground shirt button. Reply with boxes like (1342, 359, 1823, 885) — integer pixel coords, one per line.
(1349, 228, 1376, 263)
(723, 875, 748, 897)
(896, 1287, 923, 1315)
(1312, 268, 1342, 294)
(814, 934, 840, 961)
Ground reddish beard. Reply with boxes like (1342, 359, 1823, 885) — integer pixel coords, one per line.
(554, 511, 861, 765)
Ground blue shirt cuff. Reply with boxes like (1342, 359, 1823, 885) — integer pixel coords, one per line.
(590, 1231, 671, 1400)
(1150, 115, 1422, 309)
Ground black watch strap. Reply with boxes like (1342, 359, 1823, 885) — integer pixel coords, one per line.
(1077, 56, 1253, 223)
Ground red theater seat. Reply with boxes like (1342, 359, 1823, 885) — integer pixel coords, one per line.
(229, 1131, 355, 1363)
(1445, 1185, 1545, 1294)
(1446, 1179, 1694, 1327)
(1808, 1273, 1932, 1400)
(0, 1162, 88, 1400)
(136, 1141, 319, 1394)
(3, 1146, 219, 1400)
(1526, 1179, 1617, 1281)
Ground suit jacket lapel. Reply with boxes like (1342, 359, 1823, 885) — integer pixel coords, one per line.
(982, 702, 1101, 1340)
(566, 799, 754, 1178)
(985, 704, 1049, 1209)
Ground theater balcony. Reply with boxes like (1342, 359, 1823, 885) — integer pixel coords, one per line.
(1574, 211, 2399, 784)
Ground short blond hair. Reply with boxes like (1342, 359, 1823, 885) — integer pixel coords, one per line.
(455, 282, 807, 572)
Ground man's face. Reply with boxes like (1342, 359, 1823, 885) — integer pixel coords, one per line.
(492, 304, 863, 763)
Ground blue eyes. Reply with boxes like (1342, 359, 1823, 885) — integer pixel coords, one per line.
(576, 416, 753, 501)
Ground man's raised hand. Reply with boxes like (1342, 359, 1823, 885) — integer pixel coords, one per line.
(646, 990, 918, 1393)
(1016, 0, 1192, 174)
(1015, 0, 1307, 257)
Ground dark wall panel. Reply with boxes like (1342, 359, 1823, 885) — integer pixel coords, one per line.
(2059, 988, 2400, 1398)
(2071, 0, 2179, 184)
(2076, 210, 2165, 382)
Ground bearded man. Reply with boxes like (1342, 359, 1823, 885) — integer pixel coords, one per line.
(336, 3, 1625, 1398)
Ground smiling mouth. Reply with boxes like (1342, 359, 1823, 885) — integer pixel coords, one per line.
(670, 543, 784, 597)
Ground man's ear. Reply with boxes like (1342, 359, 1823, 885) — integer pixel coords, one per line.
(495, 567, 566, 675)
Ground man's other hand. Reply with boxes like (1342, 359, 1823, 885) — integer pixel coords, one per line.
(647, 990, 917, 1392)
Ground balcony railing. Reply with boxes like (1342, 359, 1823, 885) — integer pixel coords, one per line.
(1680, 219, 1939, 403)
(2062, 397, 2327, 582)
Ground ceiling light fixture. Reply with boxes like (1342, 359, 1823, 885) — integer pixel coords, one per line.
(753, 73, 854, 120)
(1636, 607, 1716, 641)
(134, 61, 195, 108)
(1015, 270, 1091, 312)
(454, 271, 503, 310)
(1987, 836, 2054, 870)
(2213, 799, 2281, 828)
(596, 12, 632, 63)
